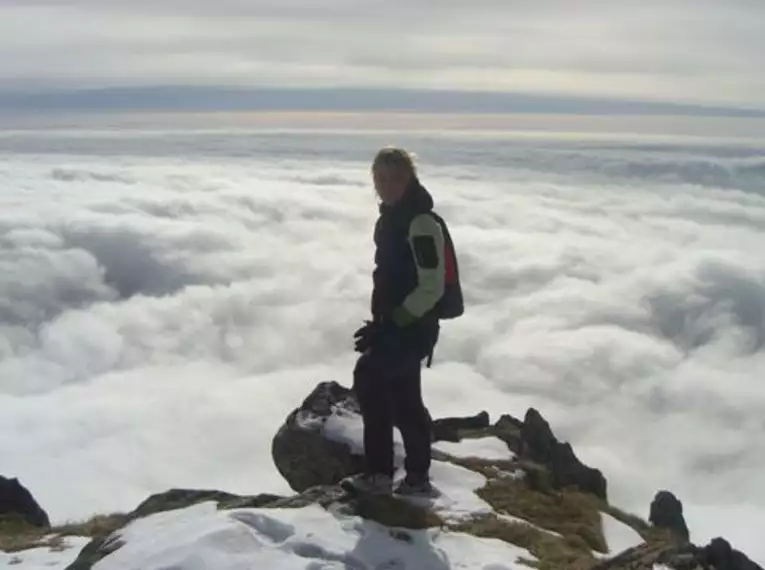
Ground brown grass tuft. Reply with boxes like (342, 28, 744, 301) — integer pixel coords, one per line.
(0, 516, 62, 553)
(453, 514, 597, 570)
(0, 512, 128, 554)
(53, 513, 129, 541)
(475, 477, 607, 553)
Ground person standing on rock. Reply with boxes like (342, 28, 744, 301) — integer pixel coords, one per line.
(343, 146, 464, 496)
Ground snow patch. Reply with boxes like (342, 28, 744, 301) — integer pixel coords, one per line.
(496, 513, 564, 539)
(91, 500, 537, 570)
(323, 405, 495, 522)
(404, 460, 494, 523)
(322, 406, 406, 459)
(496, 469, 526, 481)
(433, 436, 516, 461)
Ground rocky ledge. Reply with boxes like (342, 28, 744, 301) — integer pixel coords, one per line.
(1, 380, 762, 570)
(0, 476, 50, 529)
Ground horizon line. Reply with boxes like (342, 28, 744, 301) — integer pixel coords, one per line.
(2, 85, 764, 119)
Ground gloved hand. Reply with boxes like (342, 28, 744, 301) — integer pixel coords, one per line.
(353, 320, 374, 353)
(353, 318, 398, 353)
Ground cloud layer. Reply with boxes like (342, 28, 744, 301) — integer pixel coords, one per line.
(1, 1, 764, 108)
(1, 129, 765, 563)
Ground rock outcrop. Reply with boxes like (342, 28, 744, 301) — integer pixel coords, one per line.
(271, 380, 496, 492)
(271, 380, 607, 501)
(650, 490, 690, 543)
(270, 381, 765, 570)
(518, 407, 608, 500)
(699, 537, 764, 570)
(590, 536, 764, 570)
(431, 410, 490, 441)
(271, 381, 365, 492)
(0, 475, 50, 528)
(2, 380, 762, 570)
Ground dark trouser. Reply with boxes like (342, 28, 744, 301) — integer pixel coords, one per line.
(353, 338, 432, 480)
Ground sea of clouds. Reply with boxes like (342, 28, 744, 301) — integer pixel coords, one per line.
(1, 128, 764, 563)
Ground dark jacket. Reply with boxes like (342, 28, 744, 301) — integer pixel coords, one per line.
(371, 179, 440, 355)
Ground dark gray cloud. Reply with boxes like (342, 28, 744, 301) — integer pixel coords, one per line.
(1, 0, 764, 109)
(3, 86, 765, 117)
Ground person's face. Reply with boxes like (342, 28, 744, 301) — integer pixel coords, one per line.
(373, 164, 411, 205)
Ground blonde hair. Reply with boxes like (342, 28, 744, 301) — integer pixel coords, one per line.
(371, 146, 418, 177)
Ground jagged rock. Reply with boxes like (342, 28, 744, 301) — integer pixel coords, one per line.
(431, 410, 490, 442)
(271, 381, 365, 492)
(587, 526, 764, 570)
(519, 408, 608, 500)
(0, 475, 50, 528)
(132, 488, 286, 518)
(66, 529, 127, 570)
(272, 382, 608, 499)
(699, 537, 764, 570)
(492, 414, 524, 453)
(271, 380, 502, 492)
(495, 414, 524, 431)
(58, 380, 765, 570)
(650, 490, 690, 543)
(589, 538, 715, 570)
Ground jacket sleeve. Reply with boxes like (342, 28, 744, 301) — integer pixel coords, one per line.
(391, 213, 445, 326)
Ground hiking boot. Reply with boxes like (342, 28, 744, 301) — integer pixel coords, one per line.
(394, 474, 438, 497)
(340, 472, 393, 495)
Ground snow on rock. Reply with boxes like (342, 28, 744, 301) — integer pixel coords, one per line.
(323, 407, 397, 458)
(0, 536, 90, 570)
(324, 406, 496, 523)
(433, 437, 516, 461)
(496, 513, 564, 539)
(92, 500, 536, 570)
(401, 460, 494, 523)
(597, 512, 644, 557)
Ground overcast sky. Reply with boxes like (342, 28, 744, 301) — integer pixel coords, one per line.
(1, 0, 764, 111)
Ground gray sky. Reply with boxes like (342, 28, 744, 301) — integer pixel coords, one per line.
(1, 0, 764, 111)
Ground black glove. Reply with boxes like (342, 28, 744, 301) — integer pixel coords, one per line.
(353, 320, 374, 353)
(353, 318, 398, 353)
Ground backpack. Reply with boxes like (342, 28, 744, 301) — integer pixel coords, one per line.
(429, 212, 464, 320)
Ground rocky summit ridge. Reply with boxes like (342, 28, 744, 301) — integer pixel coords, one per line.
(1, 380, 762, 570)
